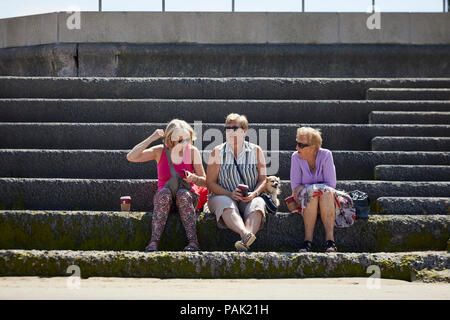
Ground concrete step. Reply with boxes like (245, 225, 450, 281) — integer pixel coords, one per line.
(369, 111, 450, 124)
(1, 123, 449, 151)
(376, 197, 450, 215)
(0, 210, 448, 253)
(375, 165, 450, 181)
(372, 136, 450, 151)
(1, 77, 450, 100)
(367, 88, 450, 100)
(3, 43, 450, 77)
(1, 178, 449, 212)
(1, 149, 449, 181)
(1, 99, 450, 124)
(0, 249, 448, 281)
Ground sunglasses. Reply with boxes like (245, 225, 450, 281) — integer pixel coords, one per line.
(177, 137, 191, 144)
(296, 142, 310, 149)
(224, 126, 242, 132)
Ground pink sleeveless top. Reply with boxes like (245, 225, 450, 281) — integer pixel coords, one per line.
(157, 144, 195, 191)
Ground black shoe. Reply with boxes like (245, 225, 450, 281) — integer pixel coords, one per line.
(298, 240, 312, 252)
(325, 240, 337, 252)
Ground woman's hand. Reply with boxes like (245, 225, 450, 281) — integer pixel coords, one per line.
(292, 185, 304, 203)
(151, 129, 165, 141)
(241, 191, 257, 203)
(183, 170, 197, 184)
(229, 187, 243, 202)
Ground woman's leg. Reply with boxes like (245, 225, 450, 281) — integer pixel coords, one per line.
(150, 188, 173, 243)
(302, 196, 319, 242)
(319, 191, 336, 242)
(244, 210, 263, 235)
(242, 197, 265, 235)
(176, 189, 199, 244)
(221, 208, 248, 238)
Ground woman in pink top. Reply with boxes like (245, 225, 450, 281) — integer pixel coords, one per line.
(127, 119, 207, 252)
(290, 127, 338, 253)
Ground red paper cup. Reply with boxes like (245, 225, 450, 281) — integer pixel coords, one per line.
(237, 184, 248, 197)
(120, 196, 131, 212)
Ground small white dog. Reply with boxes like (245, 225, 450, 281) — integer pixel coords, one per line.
(264, 176, 281, 207)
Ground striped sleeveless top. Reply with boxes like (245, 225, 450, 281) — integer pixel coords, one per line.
(214, 141, 259, 195)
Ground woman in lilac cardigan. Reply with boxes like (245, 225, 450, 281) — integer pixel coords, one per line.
(290, 127, 338, 252)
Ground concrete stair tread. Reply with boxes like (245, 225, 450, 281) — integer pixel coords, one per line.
(1, 149, 449, 180)
(1, 177, 449, 212)
(0, 249, 448, 281)
(368, 88, 450, 91)
(2, 77, 450, 100)
(367, 88, 450, 101)
(0, 210, 448, 253)
(1, 99, 450, 124)
(369, 110, 450, 124)
(375, 197, 450, 215)
(1, 122, 449, 151)
(371, 136, 450, 151)
(371, 110, 450, 114)
(376, 165, 450, 167)
(374, 165, 450, 182)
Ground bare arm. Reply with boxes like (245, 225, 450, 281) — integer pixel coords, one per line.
(242, 146, 267, 202)
(183, 146, 207, 187)
(126, 129, 164, 163)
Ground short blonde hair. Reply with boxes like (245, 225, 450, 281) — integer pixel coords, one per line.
(296, 127, 322, 149)
(225, 113, 249, 130)
(164, 119, 196, 148)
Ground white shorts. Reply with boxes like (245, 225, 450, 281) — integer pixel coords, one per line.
(207, 195, 266, 230)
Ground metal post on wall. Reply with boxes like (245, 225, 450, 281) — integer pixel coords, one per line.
(162, 0, 165, 12)
(99, 0, 102, 12)
(302, 0, 304, 12)
(372, 0, 375, 13)
(232, 0, 235, 12)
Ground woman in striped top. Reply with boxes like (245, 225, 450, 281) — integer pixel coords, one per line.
(206, 113, 267, 251)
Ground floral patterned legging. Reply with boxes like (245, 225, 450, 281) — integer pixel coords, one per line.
(150, 187, 199, 243)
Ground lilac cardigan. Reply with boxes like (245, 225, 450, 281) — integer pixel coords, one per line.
(290, 147, 337, 192)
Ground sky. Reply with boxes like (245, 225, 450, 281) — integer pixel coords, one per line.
(0, 0, 447, 19)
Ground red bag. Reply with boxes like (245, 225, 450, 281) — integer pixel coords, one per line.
(191, 184, 209, 211)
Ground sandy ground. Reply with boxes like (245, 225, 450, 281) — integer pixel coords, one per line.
(0, 277, 449, 300)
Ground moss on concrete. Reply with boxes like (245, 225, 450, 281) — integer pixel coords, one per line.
(0, 211, 449, 253)
(413, 268, 450, 283)
(1, 250, 448, 282)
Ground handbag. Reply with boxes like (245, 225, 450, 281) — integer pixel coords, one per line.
(347, 190, 370, 219)
(163, 144, 192, 198)
(232, 156, 278, 214)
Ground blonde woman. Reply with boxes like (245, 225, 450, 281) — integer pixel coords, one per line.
(127, 119, 207, 252)
(206, 113, 267, 251)
(290, 127, 338, 252)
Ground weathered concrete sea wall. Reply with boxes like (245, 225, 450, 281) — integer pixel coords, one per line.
(0, 12, 449, 77)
